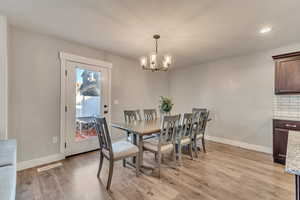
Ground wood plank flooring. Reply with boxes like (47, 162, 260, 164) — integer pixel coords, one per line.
(16, 141, 294, 200)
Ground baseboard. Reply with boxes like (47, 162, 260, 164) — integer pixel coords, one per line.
(17, 153, 65, 171)
(206, 135, 272, 154)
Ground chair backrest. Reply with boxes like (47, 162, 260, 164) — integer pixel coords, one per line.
(94, 117, 113, 157)
(192, 108, 204, 124)
(143, 109, 157, 120)
(159, 114, 181, 146)
(200, 110, 210, 134)
(192, 108, 207, 115)
(124, 110, 141, 123)
(192, 109, 210, 137)
(180, 113, 194, 140)
(192, 108, 208, 126)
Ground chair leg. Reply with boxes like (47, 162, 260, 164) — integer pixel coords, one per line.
(97, 152, 104, 178)
(123, 158, 126, 168)
(136, 153, 140, 177)
(202, 138, 207, 153)
(157, 152, 162, 178)
(173, 145, 177, 168)
(189, 143, 194, 160)
(178, 144, 182, 166)
(106, 160, 114, 191)
(194, 140, 199, 158)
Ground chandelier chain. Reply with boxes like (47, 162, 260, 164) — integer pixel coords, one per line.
(155, 38, 158, 54)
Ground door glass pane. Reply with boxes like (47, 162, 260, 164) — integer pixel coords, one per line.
(75, 68, 101, 141)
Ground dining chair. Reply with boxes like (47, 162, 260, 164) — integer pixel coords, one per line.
(124, 110, 142, 141)
(176, 113, 194, 164)
(192, 108, 207, 115)
(193, 110, 210, 156)
(143, 109, 159, 141)
(94, 117, 140, 190)
(144, 109, 158, 120)
(143, 114, 181, 178)
(124, 110, 142, 123)
(123, 109, 149, 166)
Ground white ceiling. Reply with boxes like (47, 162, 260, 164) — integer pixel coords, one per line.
(1, 0, 300, 68)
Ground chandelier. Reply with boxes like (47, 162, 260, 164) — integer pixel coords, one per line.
(140, 34, 172, 72)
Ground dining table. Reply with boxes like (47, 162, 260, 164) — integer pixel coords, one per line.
(111, 117, 212, 172)
(111, 119, 161, 171)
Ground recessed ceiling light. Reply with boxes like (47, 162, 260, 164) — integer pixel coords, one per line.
(260, 26, 272, 34)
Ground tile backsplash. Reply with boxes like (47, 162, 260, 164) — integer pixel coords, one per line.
(273, 95, 300, 120)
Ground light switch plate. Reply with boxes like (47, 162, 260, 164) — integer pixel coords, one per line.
(52, 136, 58, 144)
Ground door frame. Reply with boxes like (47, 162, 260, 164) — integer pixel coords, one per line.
(0, 15, 8, 140)
(59, 52, 112, 156)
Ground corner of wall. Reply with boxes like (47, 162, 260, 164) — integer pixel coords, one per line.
(0, 15, 8, 140)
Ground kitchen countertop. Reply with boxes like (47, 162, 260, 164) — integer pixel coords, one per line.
(273, 116, 300, 121)
(286, 130, 300, 175)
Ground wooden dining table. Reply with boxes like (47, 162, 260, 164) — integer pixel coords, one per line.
(111, 117, 212, 172)
(111, 119, 161, 171)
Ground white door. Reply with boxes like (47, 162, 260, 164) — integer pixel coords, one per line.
(65, 61, 110, 156)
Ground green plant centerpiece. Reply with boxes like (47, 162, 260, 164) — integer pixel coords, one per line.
(159, 96, 174, 116)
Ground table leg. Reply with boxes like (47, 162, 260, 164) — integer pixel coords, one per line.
(124, 132, 154, 173)
(138, 135, 144, 168)
(126, 131, 130, 141)
(124, 131, 137, 165)
(296, 175, 300, 200)
(132, 133, 137, 164)
(137, 135, 155, 172)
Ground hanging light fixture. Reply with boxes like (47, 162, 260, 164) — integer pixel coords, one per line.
(140, 34, 172, 72)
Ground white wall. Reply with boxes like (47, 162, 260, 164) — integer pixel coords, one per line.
(0, 15, 8, 140)
(169, 43, 300, 151)
(8, 27, 169, 162)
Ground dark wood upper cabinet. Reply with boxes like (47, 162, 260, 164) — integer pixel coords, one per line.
(273, 51, 300, 94)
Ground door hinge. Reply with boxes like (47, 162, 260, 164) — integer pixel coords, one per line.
(65, 70, 68, 76)
(65, 105, 67, 112)
(64, 142, 67, 149)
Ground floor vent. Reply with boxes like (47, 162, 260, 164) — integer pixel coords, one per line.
(37, 162, 63, 172)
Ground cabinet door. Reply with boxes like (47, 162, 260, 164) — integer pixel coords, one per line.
(275, 57, 300, 94)
(273, 128, 289, 164)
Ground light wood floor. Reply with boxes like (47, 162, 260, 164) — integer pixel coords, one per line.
(16, 141, 294, 200)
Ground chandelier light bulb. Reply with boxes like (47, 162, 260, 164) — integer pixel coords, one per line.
(150, 53, 157, 69)
(140, 56, 147, 68)
(165, 55, 171, 64)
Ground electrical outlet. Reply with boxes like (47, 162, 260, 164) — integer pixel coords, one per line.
(52, 136, 58, 144)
